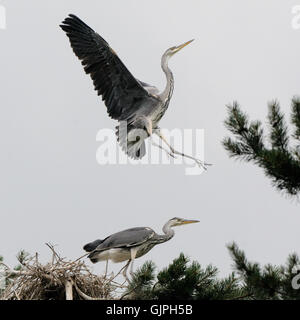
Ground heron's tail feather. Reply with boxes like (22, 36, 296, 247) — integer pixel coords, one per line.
(116, 125, 146, 159)
(83, 239, 103, 252)
(87, 251, 100, 263)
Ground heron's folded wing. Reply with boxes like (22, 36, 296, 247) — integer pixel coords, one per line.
(93, 227, 155, 252)
(60, 14, 156, 120)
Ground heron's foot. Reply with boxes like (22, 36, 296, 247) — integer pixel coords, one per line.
(122, 271, 135, 286)
(122, 271, 130, 283)
(193, 158, 212, 171)
(169, 149, 211, 170)
(169, 152, 177, 159)
(165, 151, 177, 160)
(120, 278, 128, 287)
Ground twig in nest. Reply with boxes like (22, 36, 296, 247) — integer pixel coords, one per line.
(45, 243, 61, 263)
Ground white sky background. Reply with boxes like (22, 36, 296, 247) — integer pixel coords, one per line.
(0, 0, 300, 277)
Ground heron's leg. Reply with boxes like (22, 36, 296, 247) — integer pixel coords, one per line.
(122, 259, 131, 283)
(107, 260, 129, 285)
(104, 259, 109, 278)
(151, 139, 176, 159)
(129, 248, 138, 277)
(154, 130, 211, 170)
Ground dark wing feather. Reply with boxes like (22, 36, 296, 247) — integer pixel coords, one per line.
(83, 239, 104, 252)
(90, 227, 155, 253)
(60, 14, 152, 120)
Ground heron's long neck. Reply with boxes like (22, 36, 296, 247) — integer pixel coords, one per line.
(160, 54, 174, 103)
(161, 222, 175, 241)
(153, 222, 174, 244)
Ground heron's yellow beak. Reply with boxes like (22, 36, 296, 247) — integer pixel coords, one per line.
(174, 39, 194, 53)
(181, 219, 199, 225)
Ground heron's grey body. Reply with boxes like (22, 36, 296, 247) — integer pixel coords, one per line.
(60, 15, 208, 166)
(83, 217, 199, 280)
(84, 227, 167, 264)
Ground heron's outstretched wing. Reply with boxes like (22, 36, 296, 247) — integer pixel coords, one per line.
(60, 14, 157, 121)
(90, 227, 155, 253)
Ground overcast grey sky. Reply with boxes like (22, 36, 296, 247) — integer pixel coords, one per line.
(1, 0, 300, 277)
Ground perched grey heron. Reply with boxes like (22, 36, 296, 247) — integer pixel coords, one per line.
(83, 217, 199, 280)
(60, 14, 208, 168)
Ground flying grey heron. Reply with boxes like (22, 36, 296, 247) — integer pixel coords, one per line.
(83, 217, 199, 280)
(60, 14, 208, 168)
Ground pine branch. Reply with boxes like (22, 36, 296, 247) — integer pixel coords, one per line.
(291, 97, 300, 140)
(267, 101, 289, 150)
(223, 100, 300, 195)
(125, 261, 156, 300)
(129, 254, 244, 300)
(223, 103, 264, 161)
(227, 242, 300, 300)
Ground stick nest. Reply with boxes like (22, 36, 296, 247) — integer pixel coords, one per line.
(0, 244, 114, 300)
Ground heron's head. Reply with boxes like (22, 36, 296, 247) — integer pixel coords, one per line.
(169, 217, 199, 227)
(164, 39, 194, 59)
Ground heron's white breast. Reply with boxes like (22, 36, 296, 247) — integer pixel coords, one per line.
(94, 248, 131, 263)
